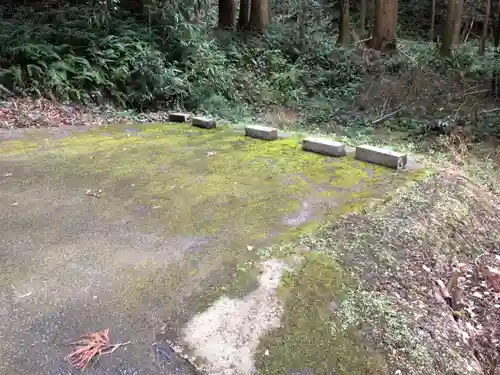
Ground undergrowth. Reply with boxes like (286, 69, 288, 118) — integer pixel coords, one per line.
(1, 3, 500, 139)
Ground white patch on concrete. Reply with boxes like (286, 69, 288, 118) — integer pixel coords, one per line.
(182, 259, 289, 375)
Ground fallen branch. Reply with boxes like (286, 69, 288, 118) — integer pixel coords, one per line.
(398, 49, 415, 61)
(355, 37, 372, 45)
(481, 107, 500, 114)
(371, 107, 404, 125)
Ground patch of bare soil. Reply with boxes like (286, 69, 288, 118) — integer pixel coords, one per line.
(305, 163, 500, 374)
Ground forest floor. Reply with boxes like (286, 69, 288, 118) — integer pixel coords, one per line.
(1, 100, 500, 375)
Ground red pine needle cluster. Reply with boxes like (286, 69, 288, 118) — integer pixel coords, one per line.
(65, 329, 111, 369)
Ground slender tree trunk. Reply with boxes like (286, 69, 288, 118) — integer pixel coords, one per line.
(430, 0, 436, 40)
(452, 0, 464, 45)
(297, 4, 306, 48)
(491, 0, 500, 96)
(120, 0, 144, 15)
(338, 0, 350, 44)
(360, 0, 367, 33)
(246, 0, 269, 33)
(237, 0, 250, 30)
(441, 0, 456, 56)
(370, 0, 398, 51)
(480, 0, 492, 55)
(369, 0, 375, 36)
(218, 0, 236, 29)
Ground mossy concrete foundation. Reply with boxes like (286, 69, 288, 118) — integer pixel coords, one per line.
(0, 123, 424, 375)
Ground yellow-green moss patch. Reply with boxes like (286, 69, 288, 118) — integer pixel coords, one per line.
(256, 252, 389, 375)
(1, 123, 426, 371)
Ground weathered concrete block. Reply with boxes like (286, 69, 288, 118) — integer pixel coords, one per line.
(244, 125, 278, 140)
(302, 137, 346, 157)
(192, 116, 216, 129)
(355, 144, 407, 169)
(168, 112, 190, 123)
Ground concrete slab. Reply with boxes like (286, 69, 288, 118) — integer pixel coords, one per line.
(0, 124, 415, 375)
(245, 125, 278, 140)
(355, 144, 407, 169)
(302, 137, 346, 157)
(191, 117, 216, 129)
(168, 112, 191, 123)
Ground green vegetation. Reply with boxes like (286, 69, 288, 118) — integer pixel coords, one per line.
(1, 0, 500, 140)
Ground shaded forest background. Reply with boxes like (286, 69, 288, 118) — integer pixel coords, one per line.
(1, 0, 500, 140)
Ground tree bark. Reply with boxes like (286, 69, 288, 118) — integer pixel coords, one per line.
(338, 0, 350, 44)
(430, 0, 436, 40)
(452, 0, 464, 45)
(369, 0, 398, 51)
(237, 0, 250, 30)
(441, 0, 456, 56)
(218, 0, 236, 29)
(360, 0, 367, 33)
(246, 0, 269, 33)
(120, 0, 144, 15)
(480, 0, 492, 55)
(491, 0, 500, 96)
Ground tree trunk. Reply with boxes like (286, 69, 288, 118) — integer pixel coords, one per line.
(491, 0, 500, 96)
(120, 0, 144, 15)
(338, 0, 350, 44)
(441, 0, 456, 56)
(218, 0, 236, 29)
(237, 0, 250, 30)
(430, 0, 436, 40)
(452, 0, 464, 45)
(480, 0, 492, 55)
(246, 0, 269, 33)
(360, 0, 367, 33)
(369, 0, 398, 51)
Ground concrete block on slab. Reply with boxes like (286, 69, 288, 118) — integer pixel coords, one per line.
(244, 125, 278, 140)
(192, 117, 216, 129)
(168, 112, 190, 123)
(302, 137, 346, 157)
(355, 144, 407, 170)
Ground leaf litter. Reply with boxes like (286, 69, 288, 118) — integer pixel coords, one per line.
(0, 97, 174, 129)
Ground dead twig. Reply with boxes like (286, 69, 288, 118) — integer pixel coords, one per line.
(481, 107, 500, 115)
(398, 48, 415, 62)
(371, 107, 404, 125)
(355, 37, 372, 45)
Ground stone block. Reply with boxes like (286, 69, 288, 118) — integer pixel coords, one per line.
(168, 112, 190, 123)
(302, 137, 346, 157)
(355, 144, 407, 169)
(244, 125, 278, 140)
(192, 117, 216, 129)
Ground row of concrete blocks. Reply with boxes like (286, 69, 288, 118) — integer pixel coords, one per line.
(168, 112, 407, 170)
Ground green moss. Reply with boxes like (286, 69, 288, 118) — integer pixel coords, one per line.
(0, 139, 42, 156)
(256, 252, 389, 375)
(0, 123, 425, 368)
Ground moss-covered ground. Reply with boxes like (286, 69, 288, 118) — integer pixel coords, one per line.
(0, 123, 423, 375)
